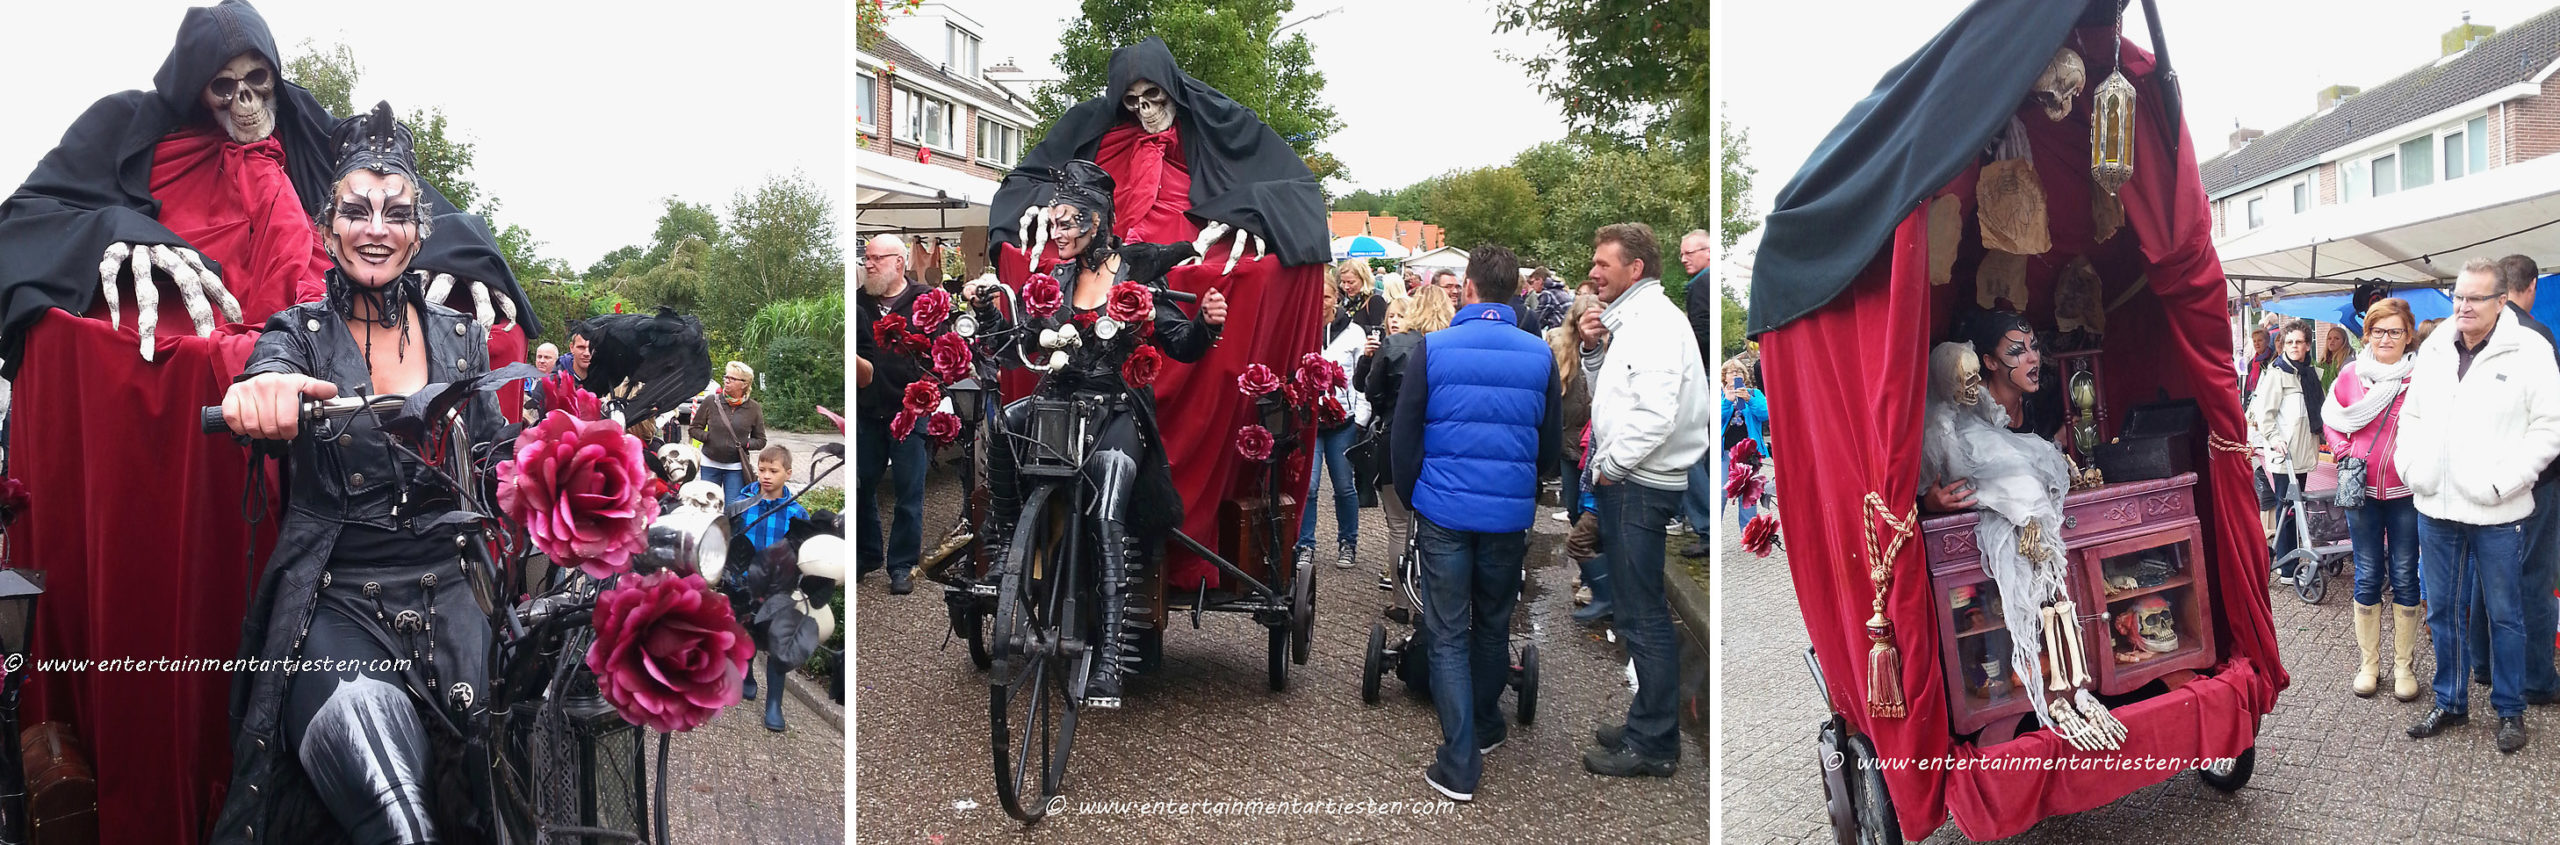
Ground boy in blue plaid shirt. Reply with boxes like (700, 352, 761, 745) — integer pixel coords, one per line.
(735, 445, 809, 551)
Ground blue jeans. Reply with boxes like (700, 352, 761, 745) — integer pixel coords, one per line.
(2347, 496, 2421, 607)
(1297, 424, 1360, 550)
(2419, 514, 2532, 718)
(1594, 480, 1683, 760)
(2467, 480, 2560, 699)
(1414, 516, 1525, 794)
(856, 418, 930, 577)
(1683, 456, 1714, 532)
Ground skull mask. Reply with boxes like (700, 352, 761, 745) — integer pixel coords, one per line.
(678, 480, 726, 515)
(2133, 597, 2177, 653)
(1123, 79, 1174, 134)
(203, 52, 277, 144)
(2030, 48, 2085, 123)
(656, 443, 702, 486)
(1929, 341, 1985, 407)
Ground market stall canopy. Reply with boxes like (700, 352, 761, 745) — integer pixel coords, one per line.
(1399, 245, 1468, 272)
(2218, 151, 2560, 292)
(1330, 234, 1410, 260)
(1747, 0, 2093, 335)
(856, 154, 994, 237)
(2258, 287, 2452, 326)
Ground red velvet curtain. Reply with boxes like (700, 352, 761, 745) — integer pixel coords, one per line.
(1763, 34, 2287, 841)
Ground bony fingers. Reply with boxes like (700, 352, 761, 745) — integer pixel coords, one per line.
(100, 243, 129, 332)
(424, 272, 455, 305)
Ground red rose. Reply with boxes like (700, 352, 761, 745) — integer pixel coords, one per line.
(539, 369, 603, 422)
(1237, 364, 1282, 397)
(900, 332, 933, 355)
(1022, 274, 1063, 318)
(1284, 379, 1321, 410)
(1121, 344, 1165, 388)
(1724, 462, 1766, 505)
(1317, 395, 1347, 426)
(1729, 438, 1762, 468)
(930, 332, 973, 383)
(585, 571, 754, 733)
(902, 379, 942, 416)
(1742, 512, 1783, 557)
(925, 411, 962, 445)
(1107, 281, 1155, 323)
(890, 409, 920, 440)
(1072, 311, 1099, 331)
(1296, 353, 1345, 392)
(909, 288, 954, 333)
(1235, 425, 1274, 462)
(498, 412, 660, 579)
(872, 312, 909, 341)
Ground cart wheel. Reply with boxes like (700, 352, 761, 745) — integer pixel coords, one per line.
(1514, 643, 1540, 725)
(1268, 623, 1291, 692)
(1818, 721, 1858, 845)
(952, 600, 993, 671)
(991, 487, 1073, 824)
(1362, 623, 1386, 704)
(2281, 550, 2327, 604)
(1292, 559, 1316, 665)
(2198, 746, 2256, 792)
(1844, 734, 1899, 845)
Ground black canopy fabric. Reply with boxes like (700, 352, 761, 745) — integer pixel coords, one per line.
(986, 37, 1329, 268)
(1746, 0, 2087, 336)
(0, 0, 526, 375)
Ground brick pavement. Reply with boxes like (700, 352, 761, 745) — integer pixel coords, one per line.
(854, 462, 1711, 842)
(1720, 529, 2560, 845)
(664, 673, 849, 843)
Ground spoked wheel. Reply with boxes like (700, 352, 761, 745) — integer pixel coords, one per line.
(2198, 745, 2256, 792)
(1291, 558, 1316, 665)
(990, 487, 1080, 823)
(1514, 643, 1540, 725)
(951, 598, 993, 671)
(1361, 622, 1387, 704)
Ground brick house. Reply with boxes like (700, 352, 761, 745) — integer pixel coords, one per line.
(855, 5, 1041, 279)
(2208, 9, 2560, 288)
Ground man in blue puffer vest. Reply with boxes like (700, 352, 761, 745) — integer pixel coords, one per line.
(1392, 243, 1564, 803)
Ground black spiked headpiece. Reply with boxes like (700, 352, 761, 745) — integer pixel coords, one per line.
(330, 100, 418, 184)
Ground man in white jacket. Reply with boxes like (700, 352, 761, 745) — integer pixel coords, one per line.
(2396, 258, 2560, 754)
(1574, 223, 1713, 777)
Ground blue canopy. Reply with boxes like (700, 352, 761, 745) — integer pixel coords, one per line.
(2263, 273, 2560, 333)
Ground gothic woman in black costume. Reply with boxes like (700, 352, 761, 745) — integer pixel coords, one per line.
(970, 160, 1229, 706)
(212, 102, 506, 845)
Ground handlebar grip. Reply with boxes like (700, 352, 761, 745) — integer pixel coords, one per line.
(1156, 288, 1199, 303)
(201, 406, 229, 435)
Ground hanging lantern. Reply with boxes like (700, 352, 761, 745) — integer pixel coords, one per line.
(2089, 14, 2137, 197)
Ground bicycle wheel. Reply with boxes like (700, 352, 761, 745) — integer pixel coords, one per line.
(992, 485, 1073, 823)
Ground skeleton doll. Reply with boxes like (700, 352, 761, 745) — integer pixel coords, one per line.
(1922, 340, 2125, 750)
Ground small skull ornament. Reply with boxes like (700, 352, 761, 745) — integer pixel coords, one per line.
(656, 443, 702, 485)
(1929, 341, 1985, 407)
(203, 52, 277, 143)
(2134, 597, 2177, 653)
(678, 480, 726, 514)
(2030, 48, 2085, 122)
(1123, 79, 1175, 134)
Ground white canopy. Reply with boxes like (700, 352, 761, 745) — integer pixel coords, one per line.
(2219, 152, 2560, 299)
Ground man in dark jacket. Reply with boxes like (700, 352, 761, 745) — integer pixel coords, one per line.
(1680, 229, 1716, 556)
(857, 233, 931, 595)
(1393, 244, 1562, 803)
(2483, 254, 2560, 706)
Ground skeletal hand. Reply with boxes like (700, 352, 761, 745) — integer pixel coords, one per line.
(99, 242, 243, 362)
(419, 271, 516, 329)
(1018, 205, 1050, 270)
(1178, 222, 1264, 275)
(1185, 222, 1232, 265)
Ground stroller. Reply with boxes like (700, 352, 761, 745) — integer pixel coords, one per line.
(2269, 462, 2353, 605)
(1358, 529, 1541, 724)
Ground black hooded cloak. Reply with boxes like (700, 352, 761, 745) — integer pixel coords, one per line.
(0, 0, 534, 377)
(987, 37, 1329, 268)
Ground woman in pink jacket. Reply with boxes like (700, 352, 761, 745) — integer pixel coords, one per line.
(2325, 298, 2422, 701)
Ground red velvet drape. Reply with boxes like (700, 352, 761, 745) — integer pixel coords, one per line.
(1762, 35, 2287, 841)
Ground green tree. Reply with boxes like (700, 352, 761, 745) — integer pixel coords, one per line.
(1333, 188, 1394, 216)
(583, 245, 647, 284)
(405, 107, 479, 214)
(1721, 286, 1749, 359)
(1493, 0, 1709, 150)
(1035, 0, 1337, 164)
(1413, 167, 1540, 253)
(645, 199, 726, 268)
(706, 173, 842, 344)
(617, 237, 713, 318)
(284, 39, 360, 116)
(1719, 111, 1759, 250)
(1544, 142, 1709, 284)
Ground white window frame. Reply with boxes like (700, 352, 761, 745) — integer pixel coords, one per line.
(2244, 195, 2265, 231)
(2285, 178, 2310, 214)
(855, 73, 878, 133)
(2396, 136, 2434, 191)
(892, 86, 963, 155)
(2365, 150, 2399, 198)
(977, 116, 1021, 168)
(948, 25, 981, 78)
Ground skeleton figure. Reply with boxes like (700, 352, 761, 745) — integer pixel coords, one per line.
(1921, 340, 2125, 750)
(2030, 48, 2086, 122)
(1123, 79, 1175, 134)
(205, 51, 276, 143)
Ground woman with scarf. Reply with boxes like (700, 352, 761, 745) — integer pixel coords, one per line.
(212, 102, 507, 844)
(698, 360, 768, 504)
(2251, 320, 2327, 587)
(2325, 299, 2423, 701)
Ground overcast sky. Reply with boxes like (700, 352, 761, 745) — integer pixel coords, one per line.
(1723, 0, 2554, 259)
(950, 0, 1572, 194)
(0, 0, 845, 269)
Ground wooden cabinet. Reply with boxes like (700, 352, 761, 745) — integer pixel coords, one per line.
(1919, 472, 2208, 739)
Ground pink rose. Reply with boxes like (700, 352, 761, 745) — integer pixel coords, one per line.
(1022, 274, 1063, 318)
(1742, 512, 1783, 557)
(1236, 364, 1281, 397)
(926, 411, 962, 445)
(902, 380, 942, 417)
(1235, 425, 1274, 462)
(498, 412, 661, 579)
(930, 332, 973, 383)
(1296, 353, 1345, 392)
(585, 571, 754, 733)
(1121, 344, 1165, 389)
(890, 409, 920, 440)
(909, 288, 954, 333)
(1316, 395, 1346, 427)
(539, 369, 602, 422)
(1107, 281, 1155, 324)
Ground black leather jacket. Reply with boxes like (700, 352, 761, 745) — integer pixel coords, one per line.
(214, 293, 503, 844)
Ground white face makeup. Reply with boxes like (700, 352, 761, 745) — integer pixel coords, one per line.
(326, 171, 422, 289)
(203, 52, 277, 144)
(1123, 79, 1174, 134)
(1047, 203, 1095, 260)
(1988, 329, 2041, 393)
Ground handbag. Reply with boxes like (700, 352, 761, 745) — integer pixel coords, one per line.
(2333, 456, 2367, 509)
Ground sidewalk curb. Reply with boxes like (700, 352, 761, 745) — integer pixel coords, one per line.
(1665, 552, 1711, 662)
(785, 671, 845, 734)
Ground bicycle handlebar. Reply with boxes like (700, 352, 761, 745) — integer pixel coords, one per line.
(200, 393, 411, 436)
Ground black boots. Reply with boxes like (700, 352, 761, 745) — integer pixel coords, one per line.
(2498, 716, 2529, 753)
(2407, 707, 2469, 738)
(1086, 451, 1143, 708)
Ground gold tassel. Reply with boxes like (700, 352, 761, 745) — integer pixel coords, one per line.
(1866, 609, 1906, 719)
